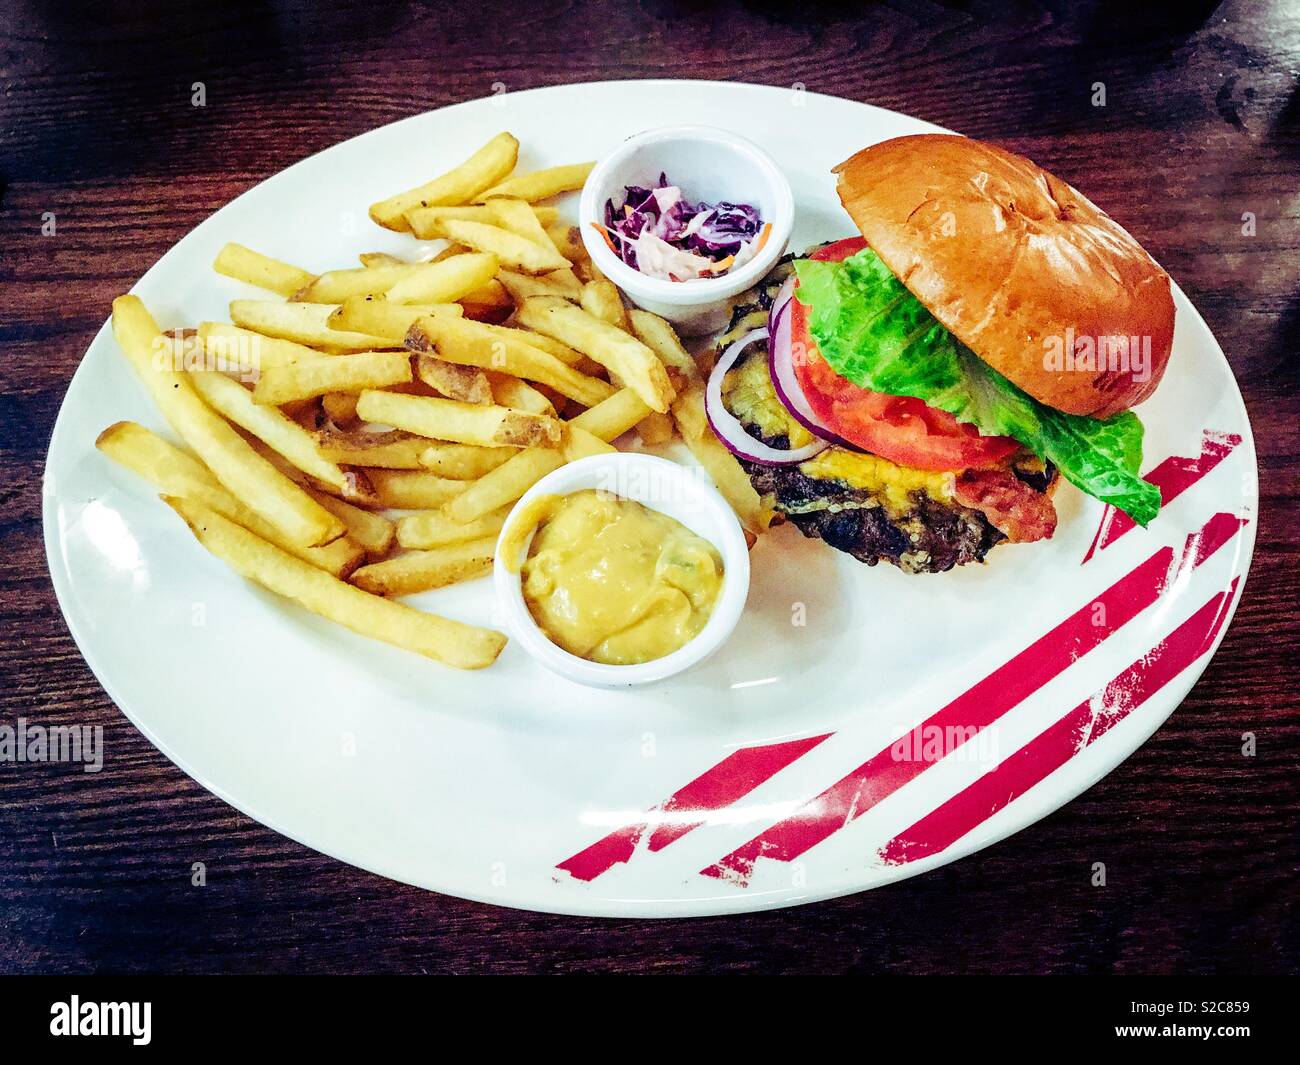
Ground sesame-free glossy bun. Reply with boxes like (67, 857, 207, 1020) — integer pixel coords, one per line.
(834, 134, 1174, 417)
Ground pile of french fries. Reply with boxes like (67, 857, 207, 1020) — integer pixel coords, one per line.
(98, 131, 769, 671)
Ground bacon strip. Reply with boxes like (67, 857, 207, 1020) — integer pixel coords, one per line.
(953, 468, 1057, 543)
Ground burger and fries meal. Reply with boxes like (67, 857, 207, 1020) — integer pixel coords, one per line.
(99, 125, 1173, 677)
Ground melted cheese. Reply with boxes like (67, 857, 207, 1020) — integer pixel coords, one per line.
(799, 450, 954, 515)
(723, 352, 815, 448)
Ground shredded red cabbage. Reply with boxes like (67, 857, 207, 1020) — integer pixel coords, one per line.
(602, 173, 763, 277)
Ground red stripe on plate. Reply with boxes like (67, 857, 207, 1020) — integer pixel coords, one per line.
(1178, 511, 1247, 572)
(702, 513, 1247, 884)
(879, 579, 1239, 865)
(1083, 430, 1242, 563)
(557, 733, 831, 882)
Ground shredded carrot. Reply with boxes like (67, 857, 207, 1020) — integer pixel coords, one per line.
(753, 221, 773, 253)
(589, 222, 617, 254)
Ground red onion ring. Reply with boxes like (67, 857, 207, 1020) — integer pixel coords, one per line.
(705, 328, 829, 466)
(766, 277, 865, 453)
(767, 275, 794, 336)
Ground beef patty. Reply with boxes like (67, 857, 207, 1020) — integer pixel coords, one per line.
(741, 457, 1005, 574)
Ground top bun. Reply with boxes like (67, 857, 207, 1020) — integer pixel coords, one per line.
(834, 134, 1173, 417)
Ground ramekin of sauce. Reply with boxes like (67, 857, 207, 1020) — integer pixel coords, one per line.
(494, 454, 750, 687)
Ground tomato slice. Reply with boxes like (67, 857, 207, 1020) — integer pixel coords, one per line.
(808, 236, 869, 263)
(791, 239, 1020, 471)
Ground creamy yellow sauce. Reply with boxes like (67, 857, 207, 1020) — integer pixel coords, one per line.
(503, 490, 724, 666)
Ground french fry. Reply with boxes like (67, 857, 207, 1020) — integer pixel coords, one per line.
(595, 302, 671, 442)
(628, 310, 701, 382)
(579, 279, 628, 329)
(405, 315, 614, 408)
(545, 223, 588, 263)
(672, 381, 772, 536)
(473, 162, 595, 203)
(486, 197, 571, 260)
(189, 370, 348, 491)
(443, 446, 566, 525)
(429, 242, 472, 263)
(561, 424, 618, 461)
(326, 467, 381, 509)
(166, 496, 505, 669)
(496, 268, 581, 304)
(515, 297, 674, 412)
(144, 327, 238, 379)
(635, 412, 675, 445)
(404, 204, 499, 238)
(350, 536, 497, 597)
(305, 486, 395, 557)
(317, 429, 429, 469)
(97, 422, 363, 578)
(405, 204, 559, 241)
(369, 132, 519, 232)
(459, 278, 512, 312)
(484, 324, 585, 366)
(443, 387, 650, 523)
(247, 435, 382, 510)
(368, 469, 468, 510)
(198, 322, 326, 374)
(459, 286, 512, 323)
(327, 297, 462, 343)
(294, 262, 431, 302)
(252, 352, 413, 405)
(574, 255, 608, 284)
(567, 386, 653, 440)
(112, 296, 342, 547)
(321, 392, 360, 427)
(230, 300, 394, 353)
(415, 354, 493, 404)
(418, 442, 516, 478)
(356, 389, 561, 448)
(358, 251, 406, 268)
(383, 253, 501, 305)
(396, 505, 511, 550)
(213, 243, 316, 297)
(545, 269, 584, 297)
(487, 372, 555, 415)
(430, 219, 568, 274)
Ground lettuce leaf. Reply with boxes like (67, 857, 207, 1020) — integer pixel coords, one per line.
(793, 249, 1160, 526)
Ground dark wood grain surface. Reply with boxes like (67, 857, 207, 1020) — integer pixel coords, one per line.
(2, 0, 1297, 975)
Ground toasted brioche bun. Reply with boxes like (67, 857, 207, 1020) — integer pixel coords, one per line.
(834, 134, 1173, 417)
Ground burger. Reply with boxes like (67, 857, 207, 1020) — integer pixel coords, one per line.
(707, 134, 1174, 573)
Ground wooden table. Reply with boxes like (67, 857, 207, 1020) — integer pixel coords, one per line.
(2, 1, 1296, 975)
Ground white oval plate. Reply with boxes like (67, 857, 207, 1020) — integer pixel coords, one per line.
(44, 81, 1257, 917)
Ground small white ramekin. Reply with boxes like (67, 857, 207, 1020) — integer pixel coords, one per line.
(493, 453, 750, 688)
(579, 125, 793, 336)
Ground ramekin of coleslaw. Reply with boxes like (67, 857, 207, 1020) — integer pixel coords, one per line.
(579, 126, 793, 335)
